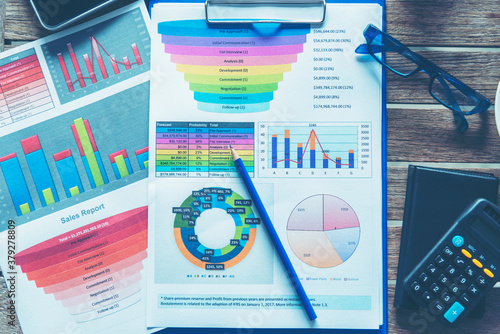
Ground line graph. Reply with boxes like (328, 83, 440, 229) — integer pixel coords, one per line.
(259, 122, 372, 178)
(273, 129, 354, 168)
(57, 35, 143, 93)
(41, 8, 150, 104)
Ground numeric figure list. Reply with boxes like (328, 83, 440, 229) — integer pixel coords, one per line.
(155, 121, 254, 178)
(0, 49, 54, 127)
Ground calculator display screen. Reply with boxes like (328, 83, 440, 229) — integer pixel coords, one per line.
(470, 218, 500, 247)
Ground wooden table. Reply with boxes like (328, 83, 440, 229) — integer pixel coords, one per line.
(1, 0, 500, 333)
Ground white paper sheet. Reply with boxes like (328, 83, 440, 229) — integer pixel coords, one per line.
(148, 2, 384, 330)
(0, 2, 154, 333)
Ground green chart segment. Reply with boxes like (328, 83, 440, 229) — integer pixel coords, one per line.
(173, 187, 260, 270)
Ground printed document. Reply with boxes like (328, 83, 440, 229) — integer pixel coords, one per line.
(148, 2, 384, 330)
(0, 2, 152, 333)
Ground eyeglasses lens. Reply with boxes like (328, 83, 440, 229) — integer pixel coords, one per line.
(369, 33, 418, 76)
(431, 76, 477, 113)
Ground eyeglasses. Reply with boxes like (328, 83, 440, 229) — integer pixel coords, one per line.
(355, 24, 491, 132)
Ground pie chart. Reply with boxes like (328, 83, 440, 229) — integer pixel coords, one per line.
(286, 194, 360, 268)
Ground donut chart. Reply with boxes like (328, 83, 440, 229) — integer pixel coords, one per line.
(173, 187, 259, 270)
(287, 194, 360, 268)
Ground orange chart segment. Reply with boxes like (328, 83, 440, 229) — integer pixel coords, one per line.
(286, 194, 360, 268)
(287, 230, 343, 268)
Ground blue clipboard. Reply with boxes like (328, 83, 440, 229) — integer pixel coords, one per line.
(149, 0, 388, 332)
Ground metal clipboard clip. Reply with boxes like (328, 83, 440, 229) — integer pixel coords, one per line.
(205, 0, 326, 24)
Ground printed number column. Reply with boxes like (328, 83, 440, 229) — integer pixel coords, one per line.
(188, 122, 209, 177)
(156, 122, 189, 177)
(0, 84, 9, 126)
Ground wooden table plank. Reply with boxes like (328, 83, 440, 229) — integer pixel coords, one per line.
(385, 51, 500, 105)
(4, 1, 47, 41)
(387, 108, 500, 163)
(386, 0, 500, 46)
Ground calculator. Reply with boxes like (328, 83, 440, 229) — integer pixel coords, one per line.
(404, 198, 500, 324)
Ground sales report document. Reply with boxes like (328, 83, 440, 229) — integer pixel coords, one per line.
(148, 2, 384, 330)
(0, 2, 156, 334)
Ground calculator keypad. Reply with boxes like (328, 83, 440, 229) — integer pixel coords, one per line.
(405, 236, 496, 324)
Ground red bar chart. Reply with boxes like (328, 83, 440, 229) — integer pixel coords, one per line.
(41, 8, 150, 104)
(57, 36, 144, 93)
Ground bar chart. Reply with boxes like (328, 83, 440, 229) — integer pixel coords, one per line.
(0, 84, 149, 222)
(41, 8, 150, 104)
(155, 121, 254, 178)
(258, 122, 372, 178)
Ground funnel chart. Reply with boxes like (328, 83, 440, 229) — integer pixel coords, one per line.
(15, 207, 147, 322)
(158, 20, 310, 113)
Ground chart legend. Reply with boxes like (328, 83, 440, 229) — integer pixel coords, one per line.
(158, 20, 310, 113)
(155, 121, 254, 178)
(41, 8, 150, 104)
(258, 122, 372, 178)
(287, 194, 360, 268)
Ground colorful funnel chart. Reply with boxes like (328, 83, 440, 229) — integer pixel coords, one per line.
(287, 194, 360, 268)
(173, 187, 259, 270)
(158, 20, 310, 113)
(14, 207, 147, 322)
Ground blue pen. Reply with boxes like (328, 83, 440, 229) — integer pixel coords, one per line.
(230, 146, 317, 321)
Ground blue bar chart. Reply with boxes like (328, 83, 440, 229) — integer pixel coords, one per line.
(0, 84, 149, 220)
(259, 122, 372, 178)
(135, 147, 149, 170)
(53, 149, 84, 198)
(0, 153, 34, 215)
(109, 149, 134, 179)
(21, 135, 59, 207)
